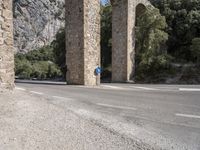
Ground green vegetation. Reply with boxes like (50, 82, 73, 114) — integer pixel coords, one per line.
(15, 1, 200, 83)
(101, 5, 112, 69)
(135, 6, 172, 82)
(51, 28, 66, 77)
(100, 5, 112, 79)
(150, 0, 200, 61)
(15, 46, 62, 80)
(190, 38, 200, 64)
(15, 28, 66, 80)
(99, 1, 200, 83)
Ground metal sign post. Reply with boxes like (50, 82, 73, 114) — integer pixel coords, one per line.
(95, 67, 101, 86)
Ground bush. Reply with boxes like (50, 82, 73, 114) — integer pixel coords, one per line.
(15, 56, 33, 79)
(15, 46, 62, 80)
(190, 38, 200, 64)
(25, 46, 55, 62)
(31, 61, 62, 79)
(51, 28, 66, 77)
(135, 6, 172, 82)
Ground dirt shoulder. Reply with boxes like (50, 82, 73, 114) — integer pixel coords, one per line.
(0, 90, 155, 150)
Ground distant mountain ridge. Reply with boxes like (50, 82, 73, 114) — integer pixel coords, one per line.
(13, 0, 65, 53)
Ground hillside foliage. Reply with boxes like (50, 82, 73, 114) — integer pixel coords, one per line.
(15, 1, 200, 83)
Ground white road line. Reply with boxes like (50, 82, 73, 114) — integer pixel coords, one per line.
(53, 96, 66, 99)
(101, 85, 125, 90)
(130, 86, 159, 91)
(15, 87, 26, 91)
(52, 96, 74, 101)
(179, 88, 200, 92)
(30, 91, 44, 95)
(97, 103, 137, 110)
(176, 113, 200, 119)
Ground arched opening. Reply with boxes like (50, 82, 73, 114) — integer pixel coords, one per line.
(13, 0, 66, 83)
(135, 3, 148, 82)
(100, 2, 112, 83)
(136, 4, 147, 19)
(13, 0, 101, 86)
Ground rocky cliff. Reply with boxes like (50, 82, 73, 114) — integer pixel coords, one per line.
(13, 0, 65, 53)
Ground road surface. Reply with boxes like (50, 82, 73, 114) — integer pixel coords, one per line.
(15, 80, 200, 150)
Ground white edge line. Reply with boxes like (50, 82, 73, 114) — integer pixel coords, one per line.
(30, 91, 44, 95)
(101, 85, 124, 90)
(130, 86, 159, 91)
(15, 87, 26, 91)
(176, 113, 200, 119)
(52, 96, 75, 101)
(52, 96, 66, 99)
(179, 88, 200, 92)
(97, 103, 136, 111)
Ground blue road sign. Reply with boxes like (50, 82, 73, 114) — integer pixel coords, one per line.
(95, 67, 102, 75)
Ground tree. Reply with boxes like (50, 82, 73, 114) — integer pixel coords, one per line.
(135, 6, 171, 81)
(15, 56, 33, 79)
(100, 4, 112, 69)
(25, 46, 54, 62)
(150, 0, 200, 61)
(190, 38, 200, 64)
(51, 28, 66, 78)
(15, 45, 62, 80)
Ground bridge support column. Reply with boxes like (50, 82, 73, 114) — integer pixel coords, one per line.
(65, 0, 100, 86)
(112, 0, 137, 83)
(112, 0, 149, 83)
(0, 0, 14, 90)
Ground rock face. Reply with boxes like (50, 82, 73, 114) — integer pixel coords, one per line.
(13, 0, 65, 53)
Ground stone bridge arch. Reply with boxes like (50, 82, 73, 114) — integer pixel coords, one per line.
(65, 0, 150, 85)
(111, 0, 150, 82)
(0, 0, 150, 89)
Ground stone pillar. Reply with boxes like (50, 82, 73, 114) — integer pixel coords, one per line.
(112, 0, 149, 82)
(0, 0, 15, 90)
(66, 0, 100, 86)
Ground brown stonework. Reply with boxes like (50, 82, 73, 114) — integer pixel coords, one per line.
(65, 0, 100, 85)
(112, 0, 150, 82)
(0, 0, 14, 90)
(0, 0, 150, 88)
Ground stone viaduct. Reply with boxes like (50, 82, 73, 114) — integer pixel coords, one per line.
(0, 0, 150, 90)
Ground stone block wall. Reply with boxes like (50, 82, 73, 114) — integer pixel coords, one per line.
(0, 0, 150, 88)
(0, 0, 14, 90)
(112, 0, 150, 82)
(65, 0, 100, 85)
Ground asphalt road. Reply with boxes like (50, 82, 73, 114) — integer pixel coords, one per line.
(15, 80, 200, 150)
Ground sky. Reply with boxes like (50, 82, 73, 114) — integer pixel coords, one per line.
(101, 0, 110, 5)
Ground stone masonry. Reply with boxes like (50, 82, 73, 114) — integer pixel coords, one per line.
(0, 0, 150, 88)
(112, 0, 150, 82)
(65, 0, 100, 85)
(0, 0, 14, 90)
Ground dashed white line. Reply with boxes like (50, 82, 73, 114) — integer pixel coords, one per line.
(176, 113, 200, 119)
(130, 86, 159, 91)
(15, 87, 26, 91)
(101, 85, 125, 90)
(179, 88, 200, 92)
(97, 103, 137, 111)
(52, 96, 66, 99)
(52, 96, 75, 101)
(30, 91, 44, 95)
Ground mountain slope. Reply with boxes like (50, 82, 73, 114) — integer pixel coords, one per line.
(13, 0, 65, 53)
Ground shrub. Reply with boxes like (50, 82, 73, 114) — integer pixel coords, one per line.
(135, 6, 172, 82)
(15, 45, 62, 80)
(190, 38, 200, 64)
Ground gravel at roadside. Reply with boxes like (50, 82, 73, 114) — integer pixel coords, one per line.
(0, 90, 155, 150)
